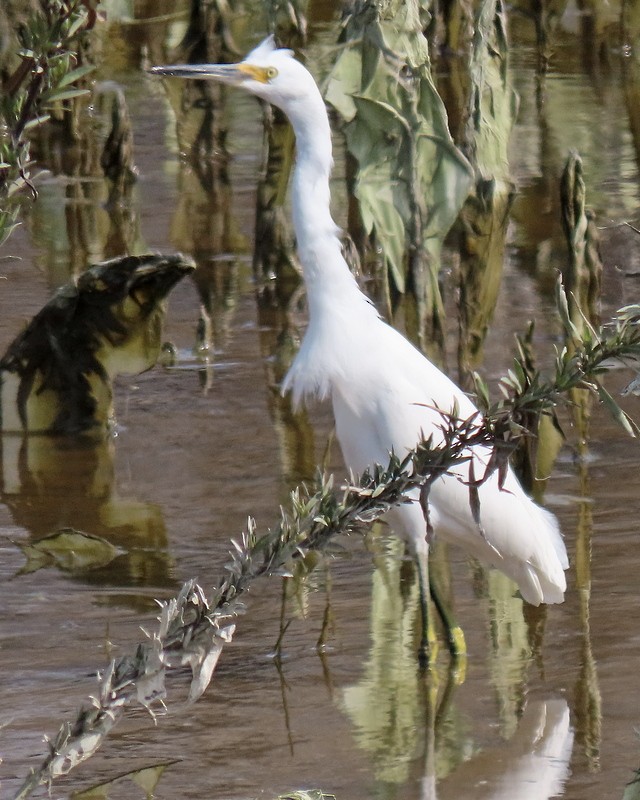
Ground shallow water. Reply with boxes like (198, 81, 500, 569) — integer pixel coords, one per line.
(2, 5, 640, 800)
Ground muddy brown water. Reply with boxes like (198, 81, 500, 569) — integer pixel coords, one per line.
(2, 7, 640, 800)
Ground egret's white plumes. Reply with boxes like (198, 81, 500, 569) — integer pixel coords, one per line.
(153, 38, 568, 608)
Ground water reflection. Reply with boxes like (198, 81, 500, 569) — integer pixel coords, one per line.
(568, 365, 602, 772)
(71, 760, 180, 800)
(339, 535, 573, 798)
(258, 302, 318, 486)
(3, 4, 640, 799)
(156, 19, 251, 388)
(555, 150, 603, 770)
(445, 0, 518, 379)
(156, 14, 318, 482)
(27, 72, 147, 280)
(0, 255, 191, 600)
(0, 254, 194, 434)
(1, 434, 175, 597)
(339, 535, 464, 791)
(437, 698, 573, 800)
(572, 440, 602, 773)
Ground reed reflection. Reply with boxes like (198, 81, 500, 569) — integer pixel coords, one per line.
(339, 533, 573, 799)
(26, 20, 140, 280)
(560, 152, 603, 772)
(157, 6, 249, 390)
(436, 0, 518, 380)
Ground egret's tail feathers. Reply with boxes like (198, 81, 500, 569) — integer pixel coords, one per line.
(517, 561, 566, 606)
(431, 482, 569, 606)
(510, 506, 568, 606)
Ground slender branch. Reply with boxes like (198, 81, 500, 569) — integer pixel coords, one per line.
(12, 289, 640, 798)
(9, 414, 495, 799)
(474, 280, 640, 446)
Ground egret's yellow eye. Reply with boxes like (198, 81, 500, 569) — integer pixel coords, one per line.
(238, 64, 279, 83)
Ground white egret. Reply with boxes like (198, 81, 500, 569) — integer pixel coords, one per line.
(152, 37, 568, 661)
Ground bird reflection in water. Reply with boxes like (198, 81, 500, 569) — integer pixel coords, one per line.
(340, 536, 572, 799)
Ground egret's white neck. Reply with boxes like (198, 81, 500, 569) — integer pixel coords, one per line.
(278, 74, 379, 404)
(284, 88, 361, 311)
(287, 95, 333, 233)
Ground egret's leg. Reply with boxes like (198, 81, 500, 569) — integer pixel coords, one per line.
(429, 576, 467, 661)
(415, 547, 439, 667)
(272, 578, 292, 663)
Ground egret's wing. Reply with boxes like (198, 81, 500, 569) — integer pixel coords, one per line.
(364, 328, 567, 604)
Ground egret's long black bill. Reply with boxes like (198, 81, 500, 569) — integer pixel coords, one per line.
(150, 64, 243, 83)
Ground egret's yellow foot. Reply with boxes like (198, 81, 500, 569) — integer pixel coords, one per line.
(447, 625, 467, 660)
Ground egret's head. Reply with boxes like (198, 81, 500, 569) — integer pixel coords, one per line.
(150, 36, 315, 114)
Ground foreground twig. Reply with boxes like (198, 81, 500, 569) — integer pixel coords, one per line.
(13, 288, 640, 798)
(10, 413, 499, 799)
(473, 279, 640, 455)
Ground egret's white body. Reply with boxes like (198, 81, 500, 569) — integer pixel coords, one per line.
(153, 38, 568, 609)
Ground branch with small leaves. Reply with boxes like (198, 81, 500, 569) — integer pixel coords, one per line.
(10, 413, 497, 800)
(473, 279, 640, 454)
(12, 283, 640, 798)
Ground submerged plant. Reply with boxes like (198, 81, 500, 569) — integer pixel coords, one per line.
(0, 254, 195, 435)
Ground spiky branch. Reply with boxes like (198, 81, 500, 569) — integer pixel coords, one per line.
(13, 289, 640, 798)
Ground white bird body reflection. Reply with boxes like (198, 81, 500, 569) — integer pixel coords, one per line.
(438, 698, 573, 800)
(152, 38, 568, 655)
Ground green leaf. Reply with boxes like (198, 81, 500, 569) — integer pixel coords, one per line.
(22, 114, 51, 131)
(324, 5, 472, 299)
(472, 372, 490, 410)
(57, 63, 95, 88)
(67, 12, 90, 39)
(324, 46, 361, 122)
(43, 87, 90, 103)
(596, 383, 639, 437)
(357, 179, 406, 293)
(555, 276, 580, 340)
